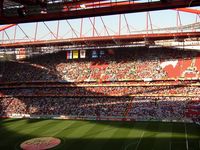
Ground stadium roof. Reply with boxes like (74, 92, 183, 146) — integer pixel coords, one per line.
(1, 0, 200, 24)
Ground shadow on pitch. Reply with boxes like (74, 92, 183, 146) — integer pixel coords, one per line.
(0, 119, 200, 150)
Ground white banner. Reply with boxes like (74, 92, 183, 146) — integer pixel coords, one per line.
(80, 50, 86, 58)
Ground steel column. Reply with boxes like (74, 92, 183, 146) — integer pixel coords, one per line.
(119, 14, 121, 35)
(34, 23, 38, 41)
(56, 21, 60, 39)
(80, 18, 83, 37)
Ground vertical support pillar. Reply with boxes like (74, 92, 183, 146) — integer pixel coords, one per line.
(34, 22, 38, 41)
(176, 11, 182, 33)
(146, 12, 149, 34)
(119, 14, 121, 35)
(148, 12, 153, 33)
(56, 20, 60, 39)
(93, 17, 96, 36)
(80, 18, 83, 38)
(2, 30, 4, 44)
(13, 25, 17, 43)
(176, 11, 178, 32)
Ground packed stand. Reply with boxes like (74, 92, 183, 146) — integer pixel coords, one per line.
(0, 48, 199, 82)
(0, 97, 199, 122)
(0, 47, 200, 122)
(1, 85, 200, 97)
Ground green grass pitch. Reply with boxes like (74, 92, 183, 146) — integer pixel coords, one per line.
(0, 118, 200, 150)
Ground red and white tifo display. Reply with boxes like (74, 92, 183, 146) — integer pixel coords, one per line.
(20, 137, 61, 150)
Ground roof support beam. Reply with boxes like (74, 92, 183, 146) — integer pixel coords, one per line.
(1, 32, 200, 48)
(176, 8, 200, 14)
(0, 24, 16, 32)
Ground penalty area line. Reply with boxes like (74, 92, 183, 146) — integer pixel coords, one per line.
(123, 131, 145, 150)
(123, 142, 137, 150)
(184, 123, 189, 150)
(135, 131, 145, 150)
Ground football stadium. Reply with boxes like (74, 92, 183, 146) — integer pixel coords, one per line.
(0, 0, 200, 150)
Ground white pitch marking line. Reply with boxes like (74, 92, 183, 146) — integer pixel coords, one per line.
(184, 123, 189, 150)
(135, 131, 145, 150)
(124, 130, 145, 150)
(124, 142, 137, 150)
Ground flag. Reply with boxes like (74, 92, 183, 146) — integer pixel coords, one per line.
(73, 50, 79, 59)
(99, 50, 105, 58)
(66, 51, 72, 59)
(92, 50, 98, 58)
(80, 50, 86, 58)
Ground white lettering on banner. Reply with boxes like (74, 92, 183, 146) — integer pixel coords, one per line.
(160, 60, 179, 69)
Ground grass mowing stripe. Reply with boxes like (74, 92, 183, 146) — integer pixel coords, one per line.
(185, 123, 200, 150)
(64, 123, 105, 150)
(52, 121, 86, 138)
(0, 119, 54, 149)
(0, 119, 37, 140)
(86, 123, 123, 150)
(136, 121, 160, 150)
(0, 119, 28, 132)
(186, 123, 200, 138)
(18, 119, 69, 138)
(0, 119, 24, 126)
(0, 119, 199, 150)
(13, 120, 62, 150)
(14, 120, 54, 135)
(98, 122, 131, 150)
(32, 120, 77, 150)
(80, 122, 111, 150)
(38, 120, 77, 149)
(171, 122, 187, 150)
(35, 120, 74, 137)
(2, 120, 85, 149)
(0, 120, 26, 137)
(47, 120, 96, 150)
(9, 119, 56, 136)
(81, 121, 129, 150)
(153, 122, 173, 150)
(63, 122, 97, 149)
(76, 121, 111, 139)
(98, 122, 132, 150)
(123, 122, 147, 150)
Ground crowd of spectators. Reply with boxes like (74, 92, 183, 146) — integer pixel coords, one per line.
(0, 97, 130, 118)
(1, 85, 200, 97)
(128, 97, 191, 121)
(0, 97, 199, 122)
(0, 48, 199, 82)
(0, 48, 199, 122)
